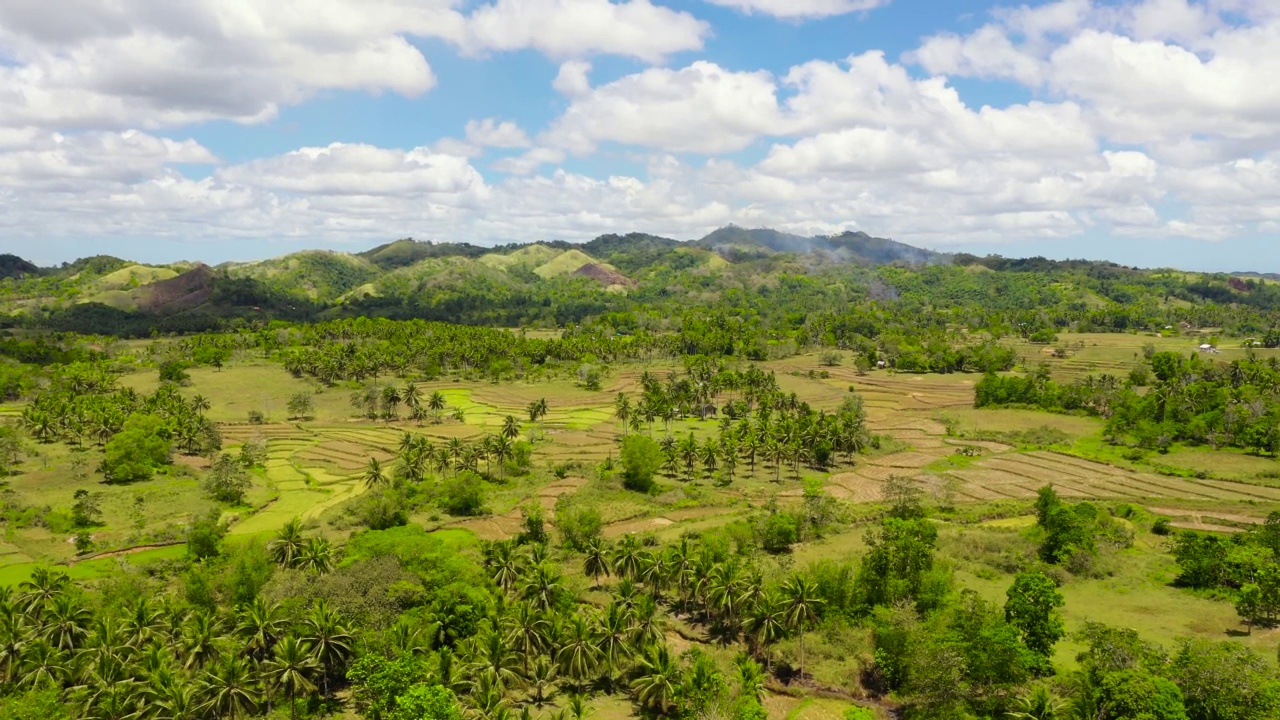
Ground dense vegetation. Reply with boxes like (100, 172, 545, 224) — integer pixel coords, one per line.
(2, 233, 1280, 720)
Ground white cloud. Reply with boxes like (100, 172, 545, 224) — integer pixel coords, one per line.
(465, 119, 532, 149)
(216, 143, 489, 202)
(702, 0, 890, 20)
(0, 0, 705, 134)
(492, 147, 567, 175)
(553, 61, 593, 97)
(460, 0, 708, 62)
(544, 61, 784, 154)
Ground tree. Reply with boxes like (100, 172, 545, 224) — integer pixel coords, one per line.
(631, 644, 682, 716)
(781, 574, 824, 679)
(204, 453, 252, 504)
(262, 635, 318, 720)
(1098, 668, 1189, 720)
(101, 414, 172, 483)
(268, 518, 306, 568)
(187, 509, 228, 560)
(440, 471, 485, 516)
(393, 685, 462, 720)
(582, 537, 611, 586)
(70, 489, 102, 528)
(621, 435, 661, 493)
(286, 392, 314, 420)
(199, 655, 259, 720)
(1005, 571, 1066, 671)
(363, 457, 387, 488)
(1170, 638, 1280, 720)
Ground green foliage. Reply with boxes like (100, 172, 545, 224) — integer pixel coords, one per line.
(186, 508, 228, 560)
(621, 434, 661, 493)
(1005, 571, 1066, 670)
(158, 359, 191, 384)
(392, 685, 462, 720)
(856, 516, 949, 613)
(553, 501, 603, 551)
(439, 470, 485, 516)
(286, 391, 314, 419)
(760, 512, 800, 554)
(0, 689, 72, 720)
(1097, 669, 1188, 720)
(1170, 639, 1280, 720)
(1034, 485, 1132, 572)
(70, 488, 102, 527)
(348, 653, 433, 720)
(203, 452, 252, 504)
(101, 413, 172, 482)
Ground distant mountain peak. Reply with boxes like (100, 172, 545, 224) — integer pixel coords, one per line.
(695, 225, 940, 266)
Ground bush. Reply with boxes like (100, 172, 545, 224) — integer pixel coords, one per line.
(440, 471, 485, 516)
(620, 435, 661, 493)
(1152, 516, 1173, 535)
(554, 501, 603, 551)
(356, 489, 410, 530)
(158, 360, 191, 385)
(760, 512, 799, 553)
(186, 509, 228, 560)
(203, 453, 252, 504)
(247, 410, 266, 424)
(101, 414, 172, 483)
(287, 391, 314, 420)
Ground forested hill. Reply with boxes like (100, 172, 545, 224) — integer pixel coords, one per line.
(4, 227, 1280, 339)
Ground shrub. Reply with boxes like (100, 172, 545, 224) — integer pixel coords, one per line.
(158, 360, 191, 385)
(620, 435, 661, 493)
(760, 512, 799, 553)
(203, 453, 252, 504)
(440, 471, 485, 516)
(247, 410, 266, 424)
(1152, 517, 1173, 535)
(101, 414, 172, 483)
(554, 501, 603, 551)
(186, 509, 228, 560)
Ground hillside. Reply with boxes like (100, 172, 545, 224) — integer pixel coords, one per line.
(7, 226, 1280, 338)
(697, 225, 942, 265)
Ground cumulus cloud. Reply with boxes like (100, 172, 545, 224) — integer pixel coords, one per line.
(702, 0, 890, 19)
(465, 119, 532, 149)
(459, 0, 708, 62)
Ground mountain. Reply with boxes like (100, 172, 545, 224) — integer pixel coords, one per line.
(696, 225, 942, 265)
(0, 254, 40, 279)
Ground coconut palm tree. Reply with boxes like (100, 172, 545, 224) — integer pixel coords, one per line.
(745, 589, 786, 672)
(612, 534, 643, 580)
(362, 457, 387, 488)
(486, 541, 522, 593)
(428, 391, 448, 423)
(583, 537, 611, 588)
(501, 415, 520, 441)
(263, 635, 318, 720)
(472, 626, 522, 690)
(236, 597, 286, 661)
(402, 382, 423, 415)
(199, 654, 259, 720)
(268, 518, 306, 568)
(555, 615, 599, 690)
(297, 537, 333, 575)
(18, 637, 67, 688)
(505, 602, 548, 674)
(614, 394, 632, 437)
(631, 644, 681, 716)
(630, 594, 666, 651)
(522, 564, 566, 613)
(43, 594, 91, 652)
(183, 610, 222, 670)
(781, 575, 823, 679)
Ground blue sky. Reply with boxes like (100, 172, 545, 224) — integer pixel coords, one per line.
(1, 0, 1278, 271)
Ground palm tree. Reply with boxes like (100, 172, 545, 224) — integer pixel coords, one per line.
(781, 575, 823, 679)
(583, 537, 611, 587)
(43, 594, 91, 652)
(191, 395, 212, 413)
(486, 541, 522, 592)
(528, 398, 548, 424)
(263, 635, 319, 720)
(268, 518, 306, 568)
(362, 457, 387, 488)
(492, 433, 514, 478)
(595, 603, 632, 685)
(555, 616, 599, 689)
(612, 534, 643, 580)
(501, 415, 520, 441)
(18, 637, 67, 688)
(521, 564, 565, 612)
(1006, 684, 1064, 720)
(631, 644, 681, 716)
(199, 654, 259, 720)
(428, 391, 448, 423)
(298, 537, 333, 575)
(745, 589, 786, 672)
(527, 655, 559, 707)
(381, 385, 402, 420)
(614, 394, 632, 437)
(183, 610, 222, 670)
(403, 382, 423, 414)
(505, 602, 548, 674)
(236, 597, 286, 661)
(630, 594, 666, 650)
(473, 627, 522, 689)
